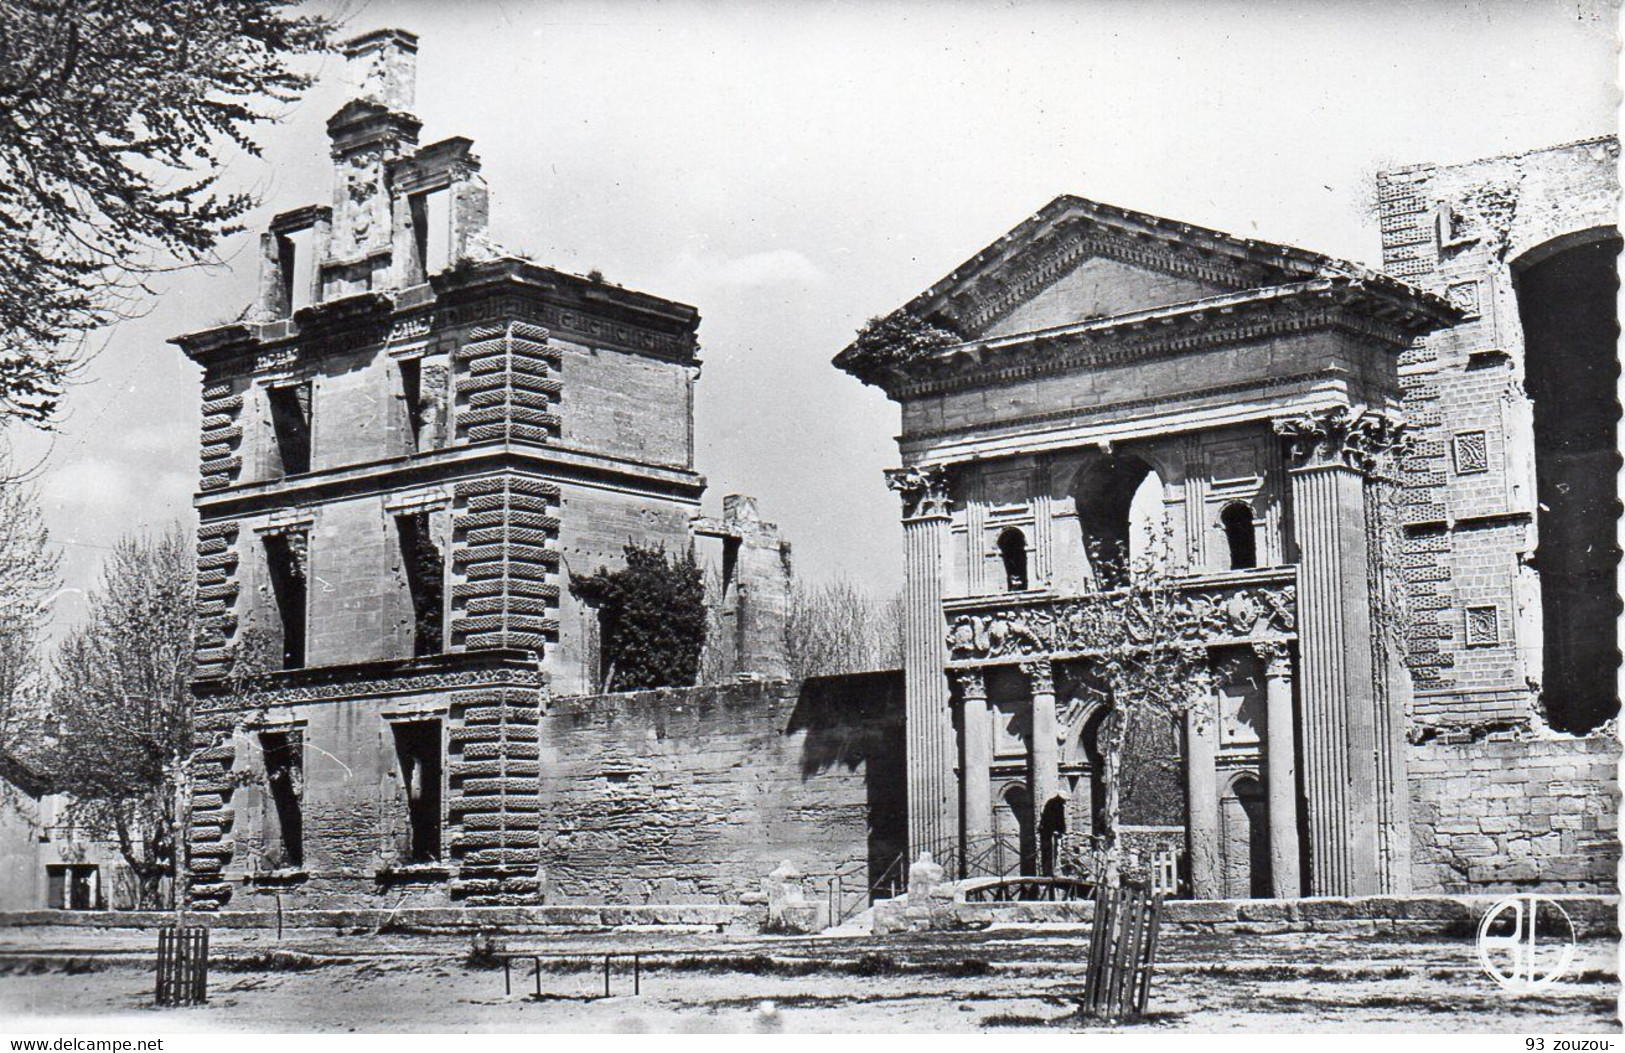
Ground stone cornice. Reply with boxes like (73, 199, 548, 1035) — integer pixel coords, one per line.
(173, 258, 700, 374)
(195, 442, 705, 522)
(193, 649, 546, 707)
(876, 278, 1457, 402)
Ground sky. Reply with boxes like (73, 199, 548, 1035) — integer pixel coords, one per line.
(8, 0, 1619, 640)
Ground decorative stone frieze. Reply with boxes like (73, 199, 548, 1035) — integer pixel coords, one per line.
(944, 574, 1297, 662)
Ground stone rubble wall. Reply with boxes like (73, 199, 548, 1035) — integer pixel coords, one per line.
(536, 674, 905, 905)
(1408, 733, 1619, 893)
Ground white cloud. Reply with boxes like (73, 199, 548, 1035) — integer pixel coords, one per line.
(42, 458, 134, 511)
(665, 247, 828, 295)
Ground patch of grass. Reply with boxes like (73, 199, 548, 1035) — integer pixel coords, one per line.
(214, 950, 327, 973)
(464, 933, 507, 971)
(981, 1012, 1058, 1028)
(0, 957, 107, 976)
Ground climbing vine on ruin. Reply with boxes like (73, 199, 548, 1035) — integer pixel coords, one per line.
(573, 543, 706, 692)
(843, 311, 964, 383)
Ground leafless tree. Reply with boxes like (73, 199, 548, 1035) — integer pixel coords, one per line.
(784, 577, 902, 679)
(0, 0, 333, 427)
(1068, 528, 1207, 888)
(697, 567, 902, 683)
(0, 461, 59, 802)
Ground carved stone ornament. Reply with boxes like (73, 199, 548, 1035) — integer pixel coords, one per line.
(1252, 639, 1294, 678)
(1274, 405, 1407, 473)
(945, 580, 1297, 662)
(952, 668, 988, 702)
(1019, 659, 1055, 695)
(884, 464, 952, 519)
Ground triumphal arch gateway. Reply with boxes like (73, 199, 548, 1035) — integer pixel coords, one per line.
(837, 198, 1463, 898)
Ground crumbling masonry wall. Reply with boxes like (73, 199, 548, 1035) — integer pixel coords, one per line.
(536, 674, 905, 904)
(1408, 735, 1618, 893)
(1377, 138, 1621, 895)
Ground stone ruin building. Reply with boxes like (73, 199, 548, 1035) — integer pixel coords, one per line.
(159, 27, 1615, 915)
(169, 29, 901, 911)
(834, 137, 1620, 899)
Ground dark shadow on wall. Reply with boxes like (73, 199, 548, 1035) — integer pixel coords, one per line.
(791, 670, 907, 892)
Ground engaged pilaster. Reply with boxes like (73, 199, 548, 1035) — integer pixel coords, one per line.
(1275, 406, 1405, 896)
(1255, 640, 1302, 898)
(954, 669, 994, 870)
(887, 464, 956, 860)
(1022, 659, 1062, 846)
(1183, 653, 1220, 899)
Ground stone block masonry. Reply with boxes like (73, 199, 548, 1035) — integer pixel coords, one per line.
(1408, 733, 1619, 893)
(537, 674, 905, 905)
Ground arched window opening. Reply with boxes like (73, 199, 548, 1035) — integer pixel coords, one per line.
(998, 527, 1029, 591)
(1073, 453, 1165, 588)
(1221, 502, 1258, 570)
(1513, 229, 1623, 733)
(1220, 774, 1269, 899)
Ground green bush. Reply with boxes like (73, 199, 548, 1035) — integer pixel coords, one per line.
(573, 543, 706, 691)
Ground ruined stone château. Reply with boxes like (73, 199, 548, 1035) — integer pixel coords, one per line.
(155, 28, 1615, 915)
(174, 29, 707, 906)
(836, 144, 1620, 897)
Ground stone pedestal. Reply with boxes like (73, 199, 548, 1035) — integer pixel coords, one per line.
(888, 466, 956, 858)
(1257, 641, 1302, 898)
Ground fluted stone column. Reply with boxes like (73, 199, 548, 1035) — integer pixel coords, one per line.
(955, 669, 994, 868)
(1023, 660, 1061, 840)
(1183, 658, 1220, 899)
(1275, 408, 1407, 897)
(887, 465, 956, 860)
(1256, 641, 1302, 898)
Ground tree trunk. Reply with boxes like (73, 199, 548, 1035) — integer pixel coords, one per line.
(1100, 708, 1129, 888)
(171, 760, 193, 918)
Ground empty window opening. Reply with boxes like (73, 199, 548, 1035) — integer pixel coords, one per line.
(264, 532, 308, 670)
(399, 357, 424, 453)
(259, 730, 304, 870)
(275, 227, 317, 313)
(409, 188, 451, 282)
(267, 383, 313, 477)
(1221, 502, 1258, 570)
(392, 720, 443, 863)
(1074, 454, 1165, 588)
(396, 513, 445, 657)
(46, 864, 100, 910)
(998, 527, 1029, 591)
(1513, 231, 1623, 733)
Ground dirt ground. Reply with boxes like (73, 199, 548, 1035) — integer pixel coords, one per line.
(0, 922, 1618, 1033)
